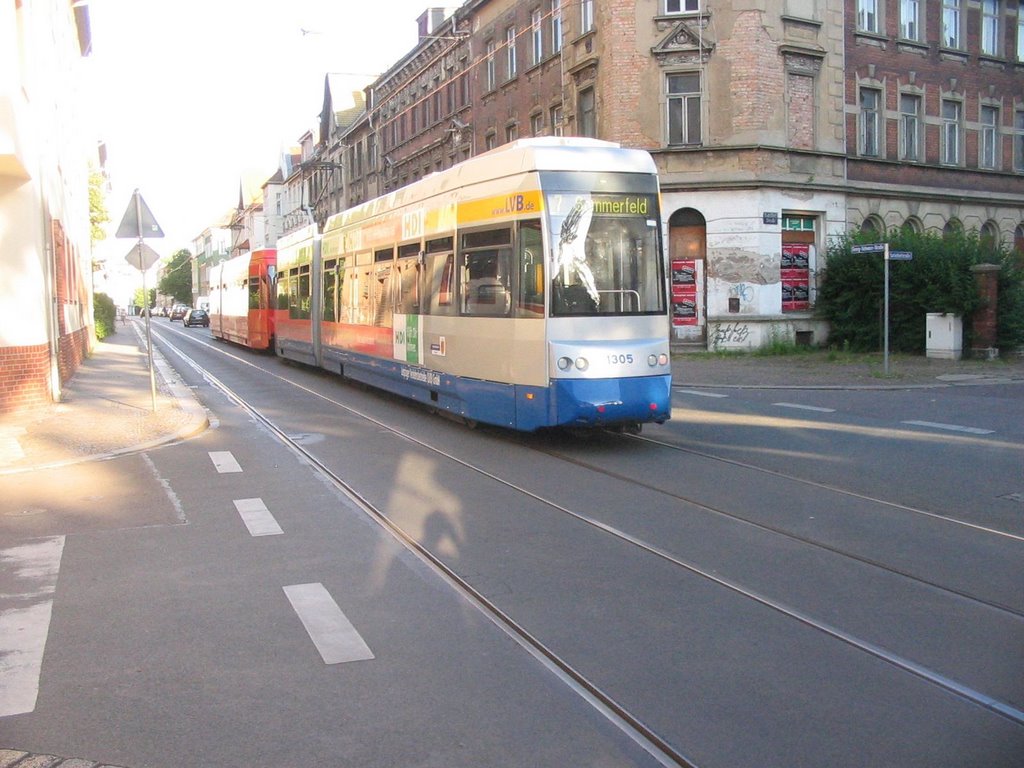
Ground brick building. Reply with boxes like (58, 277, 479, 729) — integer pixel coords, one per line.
(288, 0, 1023, 349)
(1, 1, 97, 413)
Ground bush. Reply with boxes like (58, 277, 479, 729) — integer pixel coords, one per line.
(818, 230, 1024, 354)
(94, 292, 117, 340)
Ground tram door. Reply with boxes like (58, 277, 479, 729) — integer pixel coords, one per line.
(668, 208, 706, 345)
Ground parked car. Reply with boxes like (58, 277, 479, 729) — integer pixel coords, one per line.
(183, 308, 209, 327)
(169, 304, 189, 321)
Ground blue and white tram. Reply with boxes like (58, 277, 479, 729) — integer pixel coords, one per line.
(275, 137, 672, 432)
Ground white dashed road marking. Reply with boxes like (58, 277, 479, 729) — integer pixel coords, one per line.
(209, 451, 243, 473)
(901, 420, 995, 435)
(283, 583, 374, 665)
(233, 498, 283, 536)
(675, 389, 729, 398)
(0, 536, 65, 716)
(773, 402, 837, 413)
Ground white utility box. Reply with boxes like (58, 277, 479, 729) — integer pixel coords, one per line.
(926, 313, 962, 360)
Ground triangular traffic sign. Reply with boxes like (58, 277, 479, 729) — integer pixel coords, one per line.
(115, 189, 165, 239)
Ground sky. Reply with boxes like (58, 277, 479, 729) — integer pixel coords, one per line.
(88, 0, 437, 269)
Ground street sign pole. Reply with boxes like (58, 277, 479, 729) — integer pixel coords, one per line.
(116, 189, 165, 412)
(883, 242, 890, 375)
(136, 194, 157, 411)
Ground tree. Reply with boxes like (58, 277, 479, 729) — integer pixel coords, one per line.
(158, 249, 193, 304)
(133, 287, 155, 310)
(818, 229, 1024, 353)
(89, 167, 110, 255)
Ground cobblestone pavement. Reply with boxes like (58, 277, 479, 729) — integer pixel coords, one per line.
(0, 749, 126, 768)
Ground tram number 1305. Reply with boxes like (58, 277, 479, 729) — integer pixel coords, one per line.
(607, 354, 634, 365)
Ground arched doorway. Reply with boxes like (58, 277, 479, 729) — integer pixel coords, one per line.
(668, 207, 707, 344)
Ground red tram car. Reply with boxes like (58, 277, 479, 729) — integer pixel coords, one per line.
(209, 248, 277, 350)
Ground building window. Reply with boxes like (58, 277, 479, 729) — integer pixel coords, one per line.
(942, 0, 961, 48)
(981, 0, 1000, 56)
(858, 0, 878, 33)
(578, 87, 596, 137)
(859, 87, 881, 157)
(1018, 12, 1024, 61)
(581, 0, 594, 33)
(485, 132, 497, 151)
(666, 0, 700, 12)
(506, 26, 517, 79)
(981, 221, 1000, 250)
(980, 106, 999, 169)
(900, 0, 920, 40)
(1014, 110, 1024, 171)
(552, 0, 563, 53)
(486, 40, 496, 91)
(941, 99, 962, 165)
(667, 72, 701, 146)
(899, 93, 921, 161)
(505, 123, 518, 143)
(551, 105, 564, 136)
(531, 10, 543, 65)
(530, 112, 544, 135)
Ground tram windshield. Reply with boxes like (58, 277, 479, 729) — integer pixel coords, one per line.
(548, 192, 665, 316)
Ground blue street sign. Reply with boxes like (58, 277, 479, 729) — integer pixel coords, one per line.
(889, 250, 913, 260)
(852, 243, 885, 254)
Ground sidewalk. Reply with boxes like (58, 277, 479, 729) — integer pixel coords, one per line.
(672, 348, 1024, 389)
(0, 321, 208, 475)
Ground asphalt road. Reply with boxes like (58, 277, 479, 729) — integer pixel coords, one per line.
(2, 323, 1022, 768)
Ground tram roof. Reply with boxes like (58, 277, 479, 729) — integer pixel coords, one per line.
(323, 138, 657, 236)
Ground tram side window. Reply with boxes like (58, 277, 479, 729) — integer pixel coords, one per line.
(517, 219, 544, 318)
(323, 259, 337, 322)
(277, 269, 290, 310)
(461, 228, 512, 317)
(426, 236, 455, 316)
(397, 243, 421, 314)
(248, 276, 259, 310)
(373, 265, 394, 327)
(290, 264, 311, 319)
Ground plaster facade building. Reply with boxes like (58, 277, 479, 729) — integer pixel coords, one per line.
(287, 0, 1024, 349)
(1, 1, 97, 412)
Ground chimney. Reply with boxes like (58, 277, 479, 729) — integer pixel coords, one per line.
(417, 7, 453, 41)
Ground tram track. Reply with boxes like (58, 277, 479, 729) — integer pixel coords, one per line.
(158, 329, 1024, 740)
(520, 431, 1024, 620)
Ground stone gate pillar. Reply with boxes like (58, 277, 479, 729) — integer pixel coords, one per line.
(969, 263, 1001, 359)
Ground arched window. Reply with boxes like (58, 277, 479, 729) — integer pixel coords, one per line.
(860, 215, 884, 236)
(901, 216, 923, 235)
(1014, 224, 1024, 265)
(943, 218, 963, 239)
(980, 220, 1000, 251)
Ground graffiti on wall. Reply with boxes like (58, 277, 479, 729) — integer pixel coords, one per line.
(710, 322, 751, 346)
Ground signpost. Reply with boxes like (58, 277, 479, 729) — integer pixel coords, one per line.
(116, 189, 164, 411)
(854, 243, 913, 374)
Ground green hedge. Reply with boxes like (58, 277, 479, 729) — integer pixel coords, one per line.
(94, 292, 117, 340)
(818, 230, 1024, 354)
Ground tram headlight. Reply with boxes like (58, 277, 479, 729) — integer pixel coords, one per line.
(575, 357, 589, 371)
(659, 353, 669, 366)
(648, 353, 670, 367)
(557, 356, 573, 371)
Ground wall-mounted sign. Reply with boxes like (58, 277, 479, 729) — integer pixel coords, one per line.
(763, 212, 779, 225)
